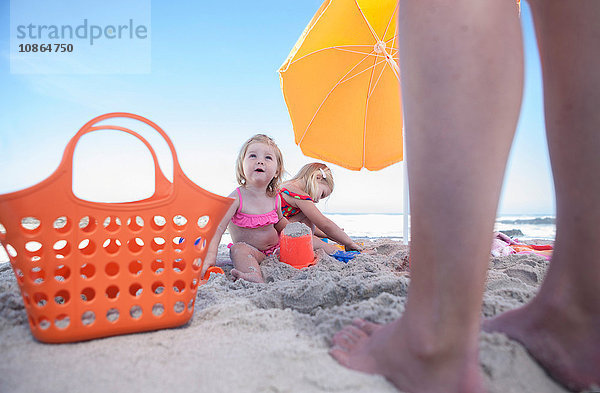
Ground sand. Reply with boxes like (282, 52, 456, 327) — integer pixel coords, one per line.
(0, 238, 579, 393)
(283, 222, 312, 237)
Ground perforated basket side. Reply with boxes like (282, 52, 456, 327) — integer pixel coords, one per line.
(0, 113, 234, 342)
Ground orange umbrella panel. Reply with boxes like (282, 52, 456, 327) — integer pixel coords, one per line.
(279, 0, 402, 171)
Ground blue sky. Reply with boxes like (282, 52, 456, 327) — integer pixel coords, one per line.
(0, 0, 554, 215)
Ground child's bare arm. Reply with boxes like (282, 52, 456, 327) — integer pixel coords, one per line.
(295, 199, 362, 250)
(313, 226, 328, 238)
(274, 216, 289, 234)
(274, 195, 289, 234)
(201, 193, 238, 278)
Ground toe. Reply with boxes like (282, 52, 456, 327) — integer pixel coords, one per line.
(230, 268, 241, 280)
(332, 329, 356, 350)
(344, 325, 369, 342)
(353, 318, 381, 335)
(230, 268, 264, 283)
(329, 346, 351, 367)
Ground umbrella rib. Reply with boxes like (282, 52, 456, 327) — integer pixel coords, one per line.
(365, 53, 397, 61)
(348, 4, 399, 80)
(362, 54, 379, 168)
(289, 45, 379, 67)
(385, 37, 398, 54)
(334, 48, 383, 56)
(353, 0, 380, 42)
(339, 57, 387, 86)
(368, 59, 389, 99)
(298, 51, 375, 146)
(390, 49, 399, 65)
(335, 48, 394, 61)
(381, 2, 400, 44)
(386, 36, 397, 51)
(388, 61, 400, 81)
(388, 36, 399, 63)
(380, 37, 400, 81)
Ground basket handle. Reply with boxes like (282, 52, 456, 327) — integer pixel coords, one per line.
(60, 113, 183, 199)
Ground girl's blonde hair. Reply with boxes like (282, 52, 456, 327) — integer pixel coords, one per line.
(290, 162, 334, 201)
(235, 134, 284, 197)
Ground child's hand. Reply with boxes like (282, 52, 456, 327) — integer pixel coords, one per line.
(360, 248, 377, 255)
(346, 242, 376, 255)
(200, 256, 216, 279)
(346, 242, 364, 252)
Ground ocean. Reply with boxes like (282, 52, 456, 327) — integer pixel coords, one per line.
(0, 214, 555, 264)
(323, 213, 556, 242)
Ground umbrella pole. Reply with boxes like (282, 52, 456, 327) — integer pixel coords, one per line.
(403, 128, 409, 245)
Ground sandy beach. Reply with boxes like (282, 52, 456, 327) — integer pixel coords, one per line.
(0, 238, 574, 393)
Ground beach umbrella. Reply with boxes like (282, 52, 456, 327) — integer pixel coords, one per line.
(278, 0, 402, 171)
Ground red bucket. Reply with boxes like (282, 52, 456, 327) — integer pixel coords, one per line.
(279, 223, 316, 269)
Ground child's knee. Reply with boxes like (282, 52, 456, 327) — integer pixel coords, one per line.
(229, 243, 253, 260)
(229, 243, 243, 257)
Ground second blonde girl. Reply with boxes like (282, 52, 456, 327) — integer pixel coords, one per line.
(280, 163, 364, 252)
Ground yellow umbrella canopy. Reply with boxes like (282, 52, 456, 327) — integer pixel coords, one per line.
(279, 0, 402, 171)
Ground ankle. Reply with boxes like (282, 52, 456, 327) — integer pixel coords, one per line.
(400, 326, 484, 393)
(400, 317, 479, 362)
(524, 295, 600, 339)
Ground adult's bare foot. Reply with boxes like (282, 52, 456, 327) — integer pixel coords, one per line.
(483, 302, 600, 392)
(330, 318, 485, 393)
(230, 266, 265, 283)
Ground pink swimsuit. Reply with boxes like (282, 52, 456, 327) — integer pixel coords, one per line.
(229, 187, 280, 255)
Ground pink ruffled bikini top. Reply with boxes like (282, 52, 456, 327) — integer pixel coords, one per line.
(230, 187, 280, 229)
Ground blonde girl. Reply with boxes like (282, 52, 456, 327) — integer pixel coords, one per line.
(280, 163, 363, 252)
(203, 134, 288, 283)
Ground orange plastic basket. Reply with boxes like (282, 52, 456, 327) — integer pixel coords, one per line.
(0, 113, 233, 343)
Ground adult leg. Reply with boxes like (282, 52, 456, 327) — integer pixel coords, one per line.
(484, 1, 600, 390)
(229, 243, 267, 283)
(330, 1, 523, 392)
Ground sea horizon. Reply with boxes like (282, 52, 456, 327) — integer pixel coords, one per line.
(0, 212, 556, 265)
(322, 213, 556, 242)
